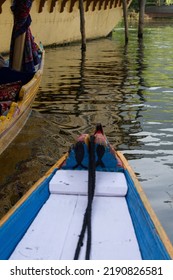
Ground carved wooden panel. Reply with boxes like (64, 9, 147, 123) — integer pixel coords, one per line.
(104, 0, 110, 10)
(38, 0, 48, 13)
(50, 0, 58, 12)
(98, 0, 104, 10)
(0, 0, 6, 14)
(109, 0, 114, 9)
(69, 0, 78, 12)
(84, 0, 91, 12)
(60, 0, 69, 12)
(114, 0, 119, 7)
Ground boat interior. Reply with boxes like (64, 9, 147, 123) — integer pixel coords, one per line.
(0, 67, 34, 116)
(0, 67, 34, 85)
(9, 170, 142, 260)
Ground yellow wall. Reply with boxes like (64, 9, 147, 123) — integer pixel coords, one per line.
(0, 0, 123, 53)
(0, 1, 13, 53)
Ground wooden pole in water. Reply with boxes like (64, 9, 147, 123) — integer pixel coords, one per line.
(138, 0, 146, 39)
(79, 0, 86, 51)
(122, 0, 128, 44)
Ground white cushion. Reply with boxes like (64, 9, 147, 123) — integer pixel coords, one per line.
(49, 170, 128, 197)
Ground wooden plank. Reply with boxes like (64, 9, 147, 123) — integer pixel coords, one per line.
(10, 194, 141, 260)
(10, 195, 85, 260)
(61, 196, 141, 260)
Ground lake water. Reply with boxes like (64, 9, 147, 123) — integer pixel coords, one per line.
(0, 19, 173, 244)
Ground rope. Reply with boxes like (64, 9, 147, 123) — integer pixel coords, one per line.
(86, 135, 96, 259)
(74, 135, 96, 260)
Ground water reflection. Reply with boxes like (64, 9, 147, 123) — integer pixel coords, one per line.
(35, 39, 146, 151)
(0, 22, 173, 244)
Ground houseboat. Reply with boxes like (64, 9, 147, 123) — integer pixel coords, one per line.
(0, 0, 131, 53)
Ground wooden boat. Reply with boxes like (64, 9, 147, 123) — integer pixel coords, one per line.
(145, 5, 173, 18)
(0, 0, 132, 53)
(0, 0, 44, 155)
(0, 125, 173, 260)
(0, 48, 44, 155)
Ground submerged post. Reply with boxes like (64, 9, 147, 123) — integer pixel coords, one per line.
(122, 0, 128, 44)
(79, 0, 86, 51)
(138, 0, 146, 39)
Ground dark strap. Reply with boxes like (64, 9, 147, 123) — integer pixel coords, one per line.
(96, 144, 105, 168)
(73, 142, 87, 169)
(74, 135, 96, 260)
(86, 135, 96, 259)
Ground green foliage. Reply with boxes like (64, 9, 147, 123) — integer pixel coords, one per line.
(130, 0, 173, 11)
(165, 0, 173, 5)
(129, 0, 153, 11)
(130, 0, 138, 7)
(129, 0, 139, 11)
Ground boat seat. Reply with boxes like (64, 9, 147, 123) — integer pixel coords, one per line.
(10, 171, 142, 260)
(49, 170, 128, 197)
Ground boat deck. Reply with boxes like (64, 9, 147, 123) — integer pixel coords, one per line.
(10, 170, 142, 260)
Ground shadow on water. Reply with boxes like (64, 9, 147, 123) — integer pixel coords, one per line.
(0, 22, 173, 244)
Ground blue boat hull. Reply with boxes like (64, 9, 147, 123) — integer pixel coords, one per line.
(0, 130, 173, 260)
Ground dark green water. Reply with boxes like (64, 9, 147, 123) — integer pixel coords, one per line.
(0, 20, 173, 244)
